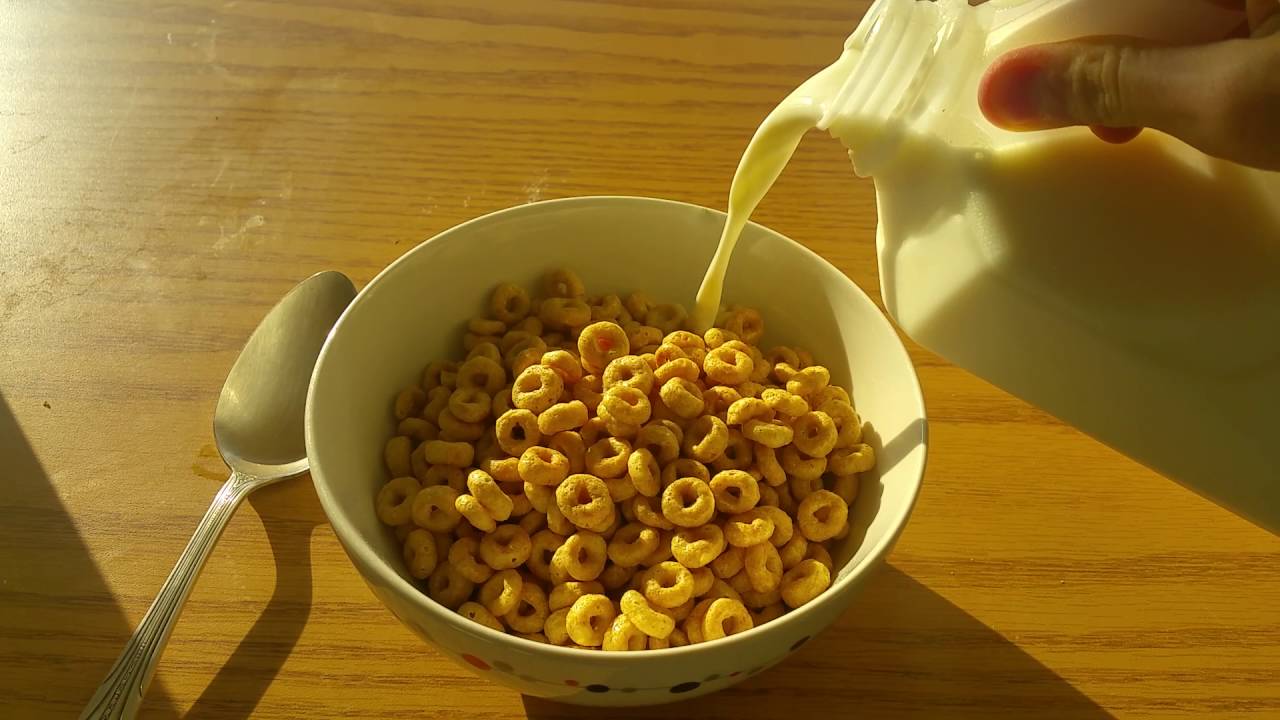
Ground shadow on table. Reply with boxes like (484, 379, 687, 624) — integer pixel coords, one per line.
(522, 566, 1116, 720)
(185, 478, 323, 720)
(0, 391, 178, 718)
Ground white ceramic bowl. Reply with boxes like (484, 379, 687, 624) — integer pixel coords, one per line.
(306, 196, 927, 706)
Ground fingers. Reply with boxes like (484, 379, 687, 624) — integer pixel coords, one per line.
(979, 34, 1280, 170)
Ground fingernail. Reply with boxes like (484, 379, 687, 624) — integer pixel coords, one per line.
(980, 54, 1048, 129)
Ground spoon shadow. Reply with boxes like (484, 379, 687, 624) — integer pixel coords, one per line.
(185, 478, 322, 720)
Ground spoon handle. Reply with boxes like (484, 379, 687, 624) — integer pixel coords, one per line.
(79, 471, 262, 720)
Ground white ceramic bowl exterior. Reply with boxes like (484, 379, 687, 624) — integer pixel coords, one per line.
(306, 196, 927, 706)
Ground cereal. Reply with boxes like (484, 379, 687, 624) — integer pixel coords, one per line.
(661, 478, 716, 528)
(658, 377, 705, 419)
(384, 436, 413, 478)
(744, 542, 784, 593)
(412, 485, 462, 532)
(479, 569, 523, 616)
(402, 529, 439, 579)
(602, 613, 649, 651)
(709, 469, 760, 514)
(642, 561, 694, 609)
(504, 582, 550, 634)
(683, 414, 729, 463)
(377, 275, 875, 651)
(781, 558, 832, 609)
(566, 594, 616, 647)
(376, 476, 420, 526)
(518, 446, 570, 487)
(671, 524, 726, 569)
(578, 322, 631, 374)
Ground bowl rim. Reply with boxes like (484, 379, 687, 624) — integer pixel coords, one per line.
(306, 194, 928, 661)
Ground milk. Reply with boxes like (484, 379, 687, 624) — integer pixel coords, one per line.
(693, 0, 1280, 530)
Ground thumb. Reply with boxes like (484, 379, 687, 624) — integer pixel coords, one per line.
(979, 36, 1280, 168)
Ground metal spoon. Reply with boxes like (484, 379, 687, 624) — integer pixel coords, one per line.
(80, 271, 357, 720)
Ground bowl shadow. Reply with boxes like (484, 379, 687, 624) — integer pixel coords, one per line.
(521, 565, 1115, 719)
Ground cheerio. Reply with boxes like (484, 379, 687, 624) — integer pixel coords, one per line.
(693, 0, 1280, 530)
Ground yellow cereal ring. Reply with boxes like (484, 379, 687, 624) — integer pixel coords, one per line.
(447, 536, 493, 583)
(399, 418, 438, 446)
(658, 377, 705, 419)
(466, 338, 503, 363)
(590, 294, 623, 321)
(394, 387, 427, 421)
(544, 607, 573, 646)
(517, 446, 569, 487)
(547, 431, 586, 474)
(605, 475, 637, 503)
(830, 442, 876, 475)
(796, 489, 848, 542)
(781, 558, 832, 609)
(709, 470, 760, 514)
(411, 485, 461, 532)
(538, 297, 591, 330)
(671, 524, 726, 569)
(829, 472, 859, 505)
(495, 409, 542, 456)
(602, 355, 655, 396)
(660, 458, 710, 488)
(578, 321, 631, 374)
(427, 562, 474, 610)
(704, 345, 753, 385)
(551, 531, 608, 583)
(620, 589, 676, 639)
(627, 448, 661, 498)
(598, 562, 636, 592)
(376, 477, 420, 526)
(789, 474, 823, 502)
(555, 473, 613, 530)
(643, 303, 687, 334)
(540, 349, 583, 385)
(792, 411, 838, 458)
(584, 436, 631, 479)
(786, 365, 831, 398)
(458, 601, 505, 632)
(631, 495, 676, 531)
(478, 524, 532, 569)
(642, 561, 694, 609)
(566, 594, 616, 647)
(512, 365, 564, 415)
(654, 357, 700, 385)
(745, 541, 784, 593)
(724, 509, 774, 548)
(490, 386, 514, 418)
(634, 423, 680, 465)
(607, 522, 661, 567)
(445, 387, 489, 424)
(711, 429, 754, 471)
(478, 568, 523, 616)
(725, 397, 772, 426)
(710, 544, 745, 579)
(455, 493, 497, 533)
(536, 400, 588, 435)
(742, 418, 793, 449)
(661, 478, 716, 528)
(780, 444, 826, 481)
(490, 282, 531, 323)
(573, 373, 604, 414)
(723, 308, 764, 344)
(702, 385, 742, 419)
(436, 408, 484, 442)
(778, 533, 809, 570)
(598, 385, 652, 427)
(702, 597, 753, 641)
(501, 581, 549, 635)
(402, 528, 438, 579)
(683, 415, 729, 463)
(467, 469, 513, 521)
(543, 268, 586, 299)
(421, 440, 474, 467)
(753, 445, 787, 488)
(548, 580, 605, 612)
(683, 598, 713, 644)
(601, 613, 648, 651)
(818, 399, 863, 448)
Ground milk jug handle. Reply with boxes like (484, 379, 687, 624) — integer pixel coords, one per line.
(985, 0, 1245, 50)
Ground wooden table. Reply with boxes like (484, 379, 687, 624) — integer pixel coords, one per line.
(2, 1, 1276, 718)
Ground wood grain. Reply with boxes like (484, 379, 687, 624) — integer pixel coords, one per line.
(1, 1, 1276, 718)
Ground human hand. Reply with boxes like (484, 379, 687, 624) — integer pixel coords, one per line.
(978, 1, 1280, 170)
